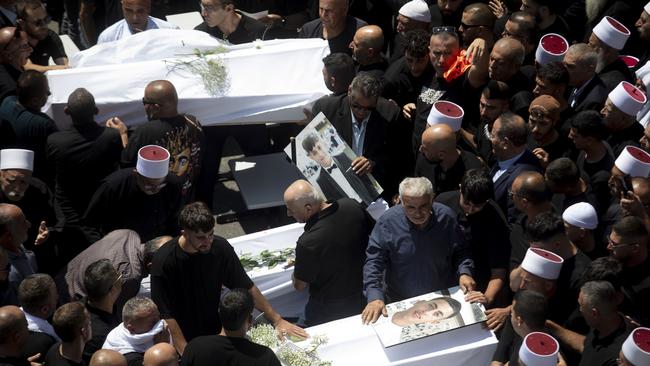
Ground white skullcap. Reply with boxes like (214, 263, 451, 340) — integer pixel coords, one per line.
(592, 16, 630, 50)
(136, 145, 170, 179)
(622, 327, 650, 366)
(645, 2, 650, 15)
(615, 146, 650, 178)
(519, 332, 560, 366)
(562, 202, 598, 230)
(608, 81, 647, 116)
(0, 149, 34, 171)
(636, 61, 650, 92)
(620, 55, 639, 69)
(398, 0, 431, 23)
(535, 33, 568, 66)
(521, 248, 564, 281)
(427, 100, 464, 131)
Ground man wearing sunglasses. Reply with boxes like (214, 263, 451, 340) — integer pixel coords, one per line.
(84, 145, 183, 243)
(17, 0, 68, 72)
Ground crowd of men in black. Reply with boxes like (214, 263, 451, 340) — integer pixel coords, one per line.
(2, 0, 650, 365)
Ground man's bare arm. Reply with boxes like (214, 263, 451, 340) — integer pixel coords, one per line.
(546, 320, 585, 353)
(164, 318, 187, 355)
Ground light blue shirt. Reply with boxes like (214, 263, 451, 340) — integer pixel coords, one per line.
(97, 16, 179, 44)
(351, 111, 369, 156)
(493, 149, 525, 182)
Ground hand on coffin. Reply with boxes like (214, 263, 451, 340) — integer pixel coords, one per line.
(402, 103, 416, 120)
(464, 291, 487, 305)
(351, 156, 373, 175)
(275, 318, 309, 340)
(459, 274, 476, 293)
(485, 306, 510, 331)
(361, 299, 387, 325)
(34, 221, 49, 246)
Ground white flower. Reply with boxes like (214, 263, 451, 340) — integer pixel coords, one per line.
(254, 39, 263, 49)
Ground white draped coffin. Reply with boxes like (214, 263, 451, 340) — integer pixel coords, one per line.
(44, 29, 331, 128)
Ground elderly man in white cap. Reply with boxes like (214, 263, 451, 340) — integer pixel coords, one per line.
(84, 145, 183, 243)
(619, 327, 650, 366)
(635, 61, 650, 129)
(563, 202, 601, 259)
(601, 82, 647, 156)
(589, 16, 635, 90)
(0, 148, 56, 274)
(389, 0, 431, 62)
(608, 146, 650, 202)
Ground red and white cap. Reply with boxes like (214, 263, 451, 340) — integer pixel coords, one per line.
(521, 248, 563, 280)
(427, 100, 464, 131)
(519, 332, 560, 366)
(562, 202, 598, 230)
(622, 327, 650, 366)
(398, 0, 431, 23)
(136, 145, 170, 179)
(636, 61, 650, 91)
(0, 149, 34, 171)
(615, 146, 650, 178)
(592, 16, 630, 50)
(620, 55, 640, 69)
(608, 81, 647, 117)
(535, 33, 568, 66)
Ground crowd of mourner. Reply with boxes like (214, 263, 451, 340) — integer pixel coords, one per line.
(2, 0, 650, 365)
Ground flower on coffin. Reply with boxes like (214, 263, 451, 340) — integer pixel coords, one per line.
(247, 324, 280, 348)
(165, 46, 230, 97)
(254, 39, 263, 49)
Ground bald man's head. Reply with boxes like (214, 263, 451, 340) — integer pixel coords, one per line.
(0, 26, 31, 67)
(632, 177, 650, 213)
(512, 171, 549, 207)
(489, 38, 525, 82)
(350, 25, 384, 65)
(90, 349, 127, 366)
(420, 124, 457, 163)
(143, 343, 178, 366)
(65, 88, 97, 124)
(143, 80, 179, 120)
(0, 305, 28, 350)
(283, 179, 323, 223)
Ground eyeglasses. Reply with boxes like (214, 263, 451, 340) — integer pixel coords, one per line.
(142, 98, 159, 105)
(432, 26, 457, 35)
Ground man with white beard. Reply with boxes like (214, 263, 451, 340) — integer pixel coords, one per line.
(588, 15, 635, 90)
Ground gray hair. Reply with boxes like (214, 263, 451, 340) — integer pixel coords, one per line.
(566, 43, 597, 67)
(399, 177, 433, 199)
(350, 72, 381, 98)
(122, 297, 158, 324)
(581, 280, 618, 313)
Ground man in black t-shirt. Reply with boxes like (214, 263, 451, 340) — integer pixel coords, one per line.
(194, 0, 266, 43)
(151, 202, 307, 355)
(17, 0, 68, 72)
(0, 305, 31, 366)
(488, 38, 534, 119)
(299, 0, 366, 55)
(46, 302, 91, 366)
(181, 289, 280, 366)
(283, 180, 373, 327)
(0, 26, 32, 103)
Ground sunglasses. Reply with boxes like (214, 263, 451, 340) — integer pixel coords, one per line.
(142, 98, 159, 105)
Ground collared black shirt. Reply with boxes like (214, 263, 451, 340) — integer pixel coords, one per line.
(194, 12, 266, 44)
(382, 57, 435, 108)
(82, 302, 119, 364)
(579, 317, 634, 366)
(298, 15, 366, 55)
(415, 150, 484, 195)
(29, 30, 67, 66)
(620, 258, 650, 326)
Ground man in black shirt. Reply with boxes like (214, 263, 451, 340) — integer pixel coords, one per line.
(416, 124, 483, 196)
(181, 289, 280, 366)
(151, 202, 307, 355)
(519, 0, 571, 41)
(0, 70, 57, 184)
(84, 145, 183, 243)
(46, 301, 92, 366)
(299, 0, 366, 55)
(0, 26, 32, 103)
(545, 158, 595, 213)
(82, 259, 122, 364)
(283, 180, 372, 327)
(321, 52, 354, 97)
(526, 95, 573, 168)
(17, 0, 68, 72)
(143, 343, 178, 366)
(194, 0, 266, 43)
(349, 25, 387, 81)
(0, 305, 32, 366)
(18, 274, 58, 363)
(488, 38, 533, 118)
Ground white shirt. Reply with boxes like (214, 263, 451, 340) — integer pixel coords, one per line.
(21, 307, 60, 341)
(492, 150, 525, 182)
(97, 17, 179, 44)
(351, 111, 370, 157)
